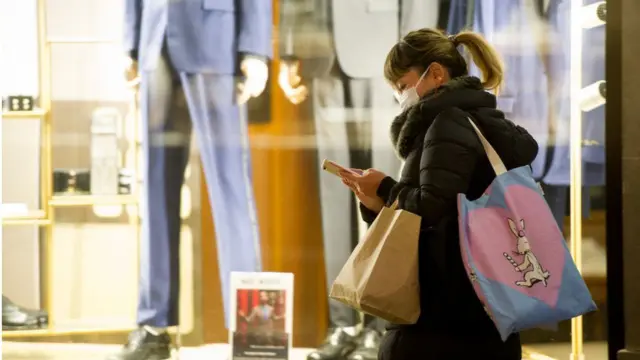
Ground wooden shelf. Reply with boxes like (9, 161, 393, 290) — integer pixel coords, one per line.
(2, 108, 47, 119)
(50, 195, 138, 207)
(2, 326, 134, 339)
(2, 210, 50, 226)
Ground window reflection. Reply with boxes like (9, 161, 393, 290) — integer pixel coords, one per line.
(1, 1, 608, 359)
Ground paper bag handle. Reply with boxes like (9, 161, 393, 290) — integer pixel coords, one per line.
(466, 117, 508, 176)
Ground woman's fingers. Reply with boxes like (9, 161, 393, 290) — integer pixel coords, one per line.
(343, 179, 365, 197)
(339, 170, 360, 181)
(342, 178, 357, 192)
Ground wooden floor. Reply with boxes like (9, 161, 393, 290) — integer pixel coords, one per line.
(1, 341, 608, 360)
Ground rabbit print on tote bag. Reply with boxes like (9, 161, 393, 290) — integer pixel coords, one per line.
(502, 218, 551, 288)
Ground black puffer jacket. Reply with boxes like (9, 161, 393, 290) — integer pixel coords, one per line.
(361, 76, 538, 349)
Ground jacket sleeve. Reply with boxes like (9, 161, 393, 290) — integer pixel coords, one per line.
(123, 0, 142, 60)
(376, 110, 481, 228)
(359, 203, 379, 225)
(277, 0, 333, 68)
(237, 0, 273, 59)
(279, 0, 297, 61)
(400, 0, 440, 36)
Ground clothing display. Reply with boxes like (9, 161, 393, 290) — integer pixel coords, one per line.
(448, 0, 604, 227)
(123, 0, 271, 339)
(466, 0, 550, 180)
(446, 0, 475, 33)
(279, 1, 438, 358)
(522, 0, 603, 226)
(538, 0, 606, 187)
(2, 295, 48, 330)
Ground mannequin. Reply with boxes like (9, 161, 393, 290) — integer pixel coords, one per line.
(108, 1, 272, 360)
(537, 0, 605, 230)
(446, 0, 475, 33)
(449, 0, 600, 230)
(467, 0, 551, 179)
(278, 1, 439, 360)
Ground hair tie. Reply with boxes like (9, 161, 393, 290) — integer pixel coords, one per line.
(448, 34, 457, 44)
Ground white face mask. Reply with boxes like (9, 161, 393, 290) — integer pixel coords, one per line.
(394, 66, 430, 111)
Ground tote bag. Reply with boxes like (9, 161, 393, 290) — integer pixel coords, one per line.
(330, 201, 421, 324)
(458, 118, 596, 341)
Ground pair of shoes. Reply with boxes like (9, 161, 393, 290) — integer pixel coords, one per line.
(2, 296, 48, 330)
(307, 328, 357, 360)
(106, 327, 172, 360)
(347, 329, 381, 360)
(306, 328, 381, 360)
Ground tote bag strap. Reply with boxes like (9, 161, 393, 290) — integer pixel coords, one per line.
(466, 117, 508, 176)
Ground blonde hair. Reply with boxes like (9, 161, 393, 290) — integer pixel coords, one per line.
(384, 28, 504, 91)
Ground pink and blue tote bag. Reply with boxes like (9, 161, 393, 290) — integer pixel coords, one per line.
(458, 118, 596, 341)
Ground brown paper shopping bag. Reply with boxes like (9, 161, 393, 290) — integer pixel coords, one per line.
(329, 201, 421, 324)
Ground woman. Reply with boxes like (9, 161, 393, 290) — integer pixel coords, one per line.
(340, 28, 539, 359)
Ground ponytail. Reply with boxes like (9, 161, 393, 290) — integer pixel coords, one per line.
(451, 31, 504, 91)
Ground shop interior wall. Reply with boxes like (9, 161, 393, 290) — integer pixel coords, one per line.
(2, 0, 199, 335)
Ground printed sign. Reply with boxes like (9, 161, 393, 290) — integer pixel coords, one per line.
(230, 272, 294, 360)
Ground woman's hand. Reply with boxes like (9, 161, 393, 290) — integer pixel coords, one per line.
(339, 168, 387, 198)
(341, 177, 385, 213)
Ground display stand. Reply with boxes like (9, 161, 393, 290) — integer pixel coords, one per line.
(1, 0, 141, 338)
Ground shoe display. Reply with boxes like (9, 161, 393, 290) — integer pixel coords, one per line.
(347, 329, 381, 360)
(307, 327, 357, 360)
(2, 295, 48, 330)
(106, 327, 172, 360)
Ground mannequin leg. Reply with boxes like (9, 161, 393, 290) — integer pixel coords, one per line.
(345, 76, 392, 360)
(362, 76, 401, 335)
(137, 53, 192, 328)
(312, 75, 360, 329)
(179, 73, 261, 328)
(371, 77, 402, 183)
(541, 183, 593, 233)
(541, 183, 568, 232)
(306, 73, 364, 360)
(363, 315, 387, 334)
(344, 76, 373, 247)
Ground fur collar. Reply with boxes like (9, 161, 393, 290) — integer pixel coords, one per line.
(390, 76, 496, 159)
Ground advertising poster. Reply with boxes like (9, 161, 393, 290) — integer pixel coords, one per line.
(230, 272, 294, 360)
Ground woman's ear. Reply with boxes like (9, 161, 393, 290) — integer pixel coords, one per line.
(431, 63, 446, 84)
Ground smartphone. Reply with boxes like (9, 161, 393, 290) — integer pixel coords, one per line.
(322, 159, 361, 177)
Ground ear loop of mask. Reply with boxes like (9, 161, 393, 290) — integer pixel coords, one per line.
(417, 65, 430, 84)
(395, 65, 431, 99)
(416, 65, 431, 90)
